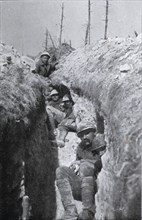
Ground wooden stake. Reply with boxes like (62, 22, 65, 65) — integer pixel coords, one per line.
(85, 0, 91, 45)
(88, 0, 91, 44)
(45, 29, 48, 51)
(59, 3, 64, 46)
(104, 0, 109, 40)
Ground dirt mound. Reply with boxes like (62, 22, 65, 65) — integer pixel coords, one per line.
(0, 43, 21, 66)
(0, 43, 35, 70)
(0, 66, 48, 129)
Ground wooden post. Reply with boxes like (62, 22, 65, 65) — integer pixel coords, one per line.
(85, 0, 91, 45)
(48, 31, 56, 48)
(45, 29, 48, 51)
(104, 0, 109, 40)
(59, 3, 64, 46)
(85, 24, 89, 45)
(88, 0, 91, 44)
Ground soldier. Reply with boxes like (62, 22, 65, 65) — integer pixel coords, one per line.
(56, 94, 76, 148)
(46, 89, 62, 110)
(44, 83, 72, 105)
(46, 89, 65, 134)
(1, 55, 14, 73)
(43, 83, 54, 104)
(34, 51, 57, 78)
(56, 122, 106, 220)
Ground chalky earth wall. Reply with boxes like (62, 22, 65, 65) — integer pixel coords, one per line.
(0, 66, 58, 220)
(51, 36, 142, 220)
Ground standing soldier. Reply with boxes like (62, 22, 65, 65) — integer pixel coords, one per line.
(56, 122, 106, 220)
(34, 51, 56, 78)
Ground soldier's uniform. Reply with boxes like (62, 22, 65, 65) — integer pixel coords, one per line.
(46, 90, 65, 137)
(56, 95, 76, 148)
(46, 91, 75, 144)
(34, 52, 55, 78)
(56, 123, 106, 220)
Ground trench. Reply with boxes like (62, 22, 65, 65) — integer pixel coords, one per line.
(0, 70, 105, 220)
(0, 37, 141, 220)
(50, 37, 142, 220)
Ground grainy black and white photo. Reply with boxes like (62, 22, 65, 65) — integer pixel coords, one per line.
(0, 0, 141, 219)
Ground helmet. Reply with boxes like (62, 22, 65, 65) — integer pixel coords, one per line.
(50, 89, 59, 96)
(62, 95, 70, 102)
(62, 95, 74, 105)
(6, 54, 12, 61)
(77, 121, 96, 137)
(93, 134, 106, 151)
(40, 51, 50, 58)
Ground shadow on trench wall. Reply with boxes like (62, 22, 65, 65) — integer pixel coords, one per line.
(0, 108, 59, 220)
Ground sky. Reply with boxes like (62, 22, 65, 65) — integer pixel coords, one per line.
(0, 0, 142, 56)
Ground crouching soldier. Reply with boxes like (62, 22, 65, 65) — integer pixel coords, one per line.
(56, 122, 106, 220)
(56, 94, 76, 148)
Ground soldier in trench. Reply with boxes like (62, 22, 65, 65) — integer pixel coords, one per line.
(44, 83, 72, 106)
(45, 88, 76, 145)
(33, 51, 57, 78)
(46, 89, 65, 135)
(56, 122, 106, 220)
(56, 94, 76, 148)
(1, 55, 14, 73)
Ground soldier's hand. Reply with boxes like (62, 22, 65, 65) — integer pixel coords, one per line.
(56, 140, 65, 148)
(69, 161, 80, 175)
(55, 63, 59, 70)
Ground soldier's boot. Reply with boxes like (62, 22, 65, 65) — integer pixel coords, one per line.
(22, 195, 30, 220)
(56, 178, 78, 220)
(78, 177, 95, 220)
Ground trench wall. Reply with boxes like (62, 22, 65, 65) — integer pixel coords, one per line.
(51, 37, 142, 220)
(0, 67, 58, 220)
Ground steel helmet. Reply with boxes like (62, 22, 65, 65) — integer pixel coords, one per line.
(6, 54, 12, 61)
(50, 89, 59, 96)
(40, 51, 50, 58)
(92, 134, 106, 151)
(77, 121, 96, 137)
(62, 95, 70, 102)
(62, 95, 74, 105)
